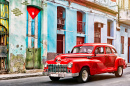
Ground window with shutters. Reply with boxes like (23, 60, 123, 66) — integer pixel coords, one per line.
(125, 28, 128, 33)
(57, 6, 65, 30)
(107, 21, 111, 36)
(77, 11, 85, 34)
(107, 39, 113, 45)
(94, 23, 101, 43)
(121, 36, 124, 54)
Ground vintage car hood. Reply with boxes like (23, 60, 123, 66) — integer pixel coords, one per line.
(52, 53, 94, 63)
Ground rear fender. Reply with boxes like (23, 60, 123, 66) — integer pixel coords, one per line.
(115, 58, 124, 71)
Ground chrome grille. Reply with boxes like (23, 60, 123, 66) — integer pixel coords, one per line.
(48, 64, 67, 73)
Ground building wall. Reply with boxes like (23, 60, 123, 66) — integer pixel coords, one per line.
(5, 0, 120, 72)
(9, 0, 27, 73)
(115, 24, 130, 63)
(46, 0, 117, 60)
(8, 0, 47, 72)
(90, 0, 117, 11)
(47, 1, 89, 60)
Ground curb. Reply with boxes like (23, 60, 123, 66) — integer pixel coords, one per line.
(0, 73, 43, 80)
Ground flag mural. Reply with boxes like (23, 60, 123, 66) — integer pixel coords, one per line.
(26, 6, 41, 69)
(111, 0, 116, 2)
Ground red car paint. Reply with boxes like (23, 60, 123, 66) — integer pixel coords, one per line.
(44, 43, 127, 76)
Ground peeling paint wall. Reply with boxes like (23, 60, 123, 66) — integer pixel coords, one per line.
(9, 0, 27, 73)
(8, 0, 47, 72)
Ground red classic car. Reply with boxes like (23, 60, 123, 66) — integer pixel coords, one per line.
(43, 43, 127, 83)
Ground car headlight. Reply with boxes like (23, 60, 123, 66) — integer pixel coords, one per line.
(44, 62, 48, 68)
(67, 62, 73, 68)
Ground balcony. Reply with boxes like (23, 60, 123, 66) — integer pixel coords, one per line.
(57, 17, 65, 25)
(119, 9, 130, 25)
(57, 17, 65, 30)
(77, 21, 85, 34)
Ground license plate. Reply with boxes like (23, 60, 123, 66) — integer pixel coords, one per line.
(50, 74, 58, 77)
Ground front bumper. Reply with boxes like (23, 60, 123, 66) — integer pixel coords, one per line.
(43, 72, 79, 78)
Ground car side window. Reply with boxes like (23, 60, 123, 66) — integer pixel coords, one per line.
(112, 48, 117, 54)
(95, 47, 104, 54)
(105, 47, 112, 54)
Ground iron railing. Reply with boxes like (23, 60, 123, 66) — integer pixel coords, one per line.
(57, 17, 65, 30)
(77, 21, 85, 34)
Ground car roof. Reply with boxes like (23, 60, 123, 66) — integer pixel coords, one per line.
(74, 43, 115, 48)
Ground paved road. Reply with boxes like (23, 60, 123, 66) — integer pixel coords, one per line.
(0, 68, 130, 86)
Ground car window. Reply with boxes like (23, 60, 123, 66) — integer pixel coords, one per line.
(112, 48, 117, 53)
(105, 47, 112, 54)
(95, 47, 104, 54)
(71, 46, 94, 54)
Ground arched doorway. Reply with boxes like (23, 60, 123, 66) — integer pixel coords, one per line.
(26, 6, 41, 69)
(0, 26, 8, 72)
(0, 0, 9, 72)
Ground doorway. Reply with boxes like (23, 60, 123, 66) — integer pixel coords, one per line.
(57, 34, 65, 54)
(94, 23, 101, 43)
(26, 6, 41, 69)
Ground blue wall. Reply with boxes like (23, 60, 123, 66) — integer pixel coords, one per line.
(65, 9, 77, 52)
(47, 1, 89, 53)
(47, 3, 57, 53)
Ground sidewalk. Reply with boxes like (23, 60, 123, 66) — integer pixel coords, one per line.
(0, 69, 43, 80)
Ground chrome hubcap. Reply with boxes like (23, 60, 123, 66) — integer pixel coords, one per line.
(118, 67, 122, 75)
(82, 70, 88, 81)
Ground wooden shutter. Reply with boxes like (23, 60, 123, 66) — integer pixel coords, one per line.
(107, 21, 111, 36)
(77, 37, 84, 45)
(57, 35, 63, 53)
(121, 36, 124, 54)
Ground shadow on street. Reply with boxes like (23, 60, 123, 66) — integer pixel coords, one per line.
(41, 74, 122, 85)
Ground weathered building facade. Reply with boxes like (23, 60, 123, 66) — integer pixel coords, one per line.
(115, 0, 130, 63)
(0, 0, 9, 73)
(3, 0, 130, 73)
(47, 0, 118, 61)
(0, 0, 48, 73)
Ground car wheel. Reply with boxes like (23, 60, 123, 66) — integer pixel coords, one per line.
(49, 76, 60, 81)
(115, 66, 123, 77)
(77, 67, 90, 83)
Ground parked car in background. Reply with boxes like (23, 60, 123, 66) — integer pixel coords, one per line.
(43, 43, 127, 83)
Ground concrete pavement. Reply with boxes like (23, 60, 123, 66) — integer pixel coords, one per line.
(0, 65, 130, 80)
(0, 69, 43, 80)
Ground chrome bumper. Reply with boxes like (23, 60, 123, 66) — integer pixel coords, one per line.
(43, 72, 79, 78)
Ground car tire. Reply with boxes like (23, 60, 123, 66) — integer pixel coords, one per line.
(77, 67, 90, 83)
(49, 76, 60, 81)
(115, 66, 123, 77)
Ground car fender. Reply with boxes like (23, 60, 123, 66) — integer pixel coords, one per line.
(73, 59, 101, 75)
(115, 57, 124, 71)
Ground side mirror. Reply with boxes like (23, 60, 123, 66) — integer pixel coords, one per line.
(68, 51, 70, 53)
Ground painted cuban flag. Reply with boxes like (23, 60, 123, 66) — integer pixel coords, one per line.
(111, 0, 116, 2)
(26, 6, 41, 49)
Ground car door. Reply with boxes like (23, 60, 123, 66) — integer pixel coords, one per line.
(111, 48, 117, 67)
(105, 46, 115, 67)
(93, 46, 107, 69)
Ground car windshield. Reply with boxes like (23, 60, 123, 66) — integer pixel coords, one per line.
(71, 46, 94, 54)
